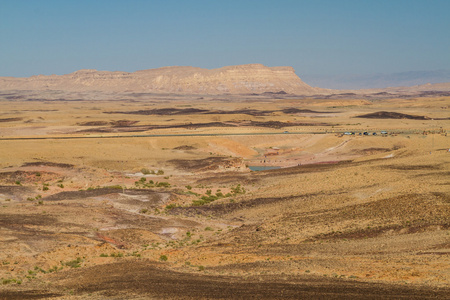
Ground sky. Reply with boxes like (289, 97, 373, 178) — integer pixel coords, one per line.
(1, 0, 449, 89)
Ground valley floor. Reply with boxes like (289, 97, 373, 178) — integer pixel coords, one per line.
(0, 93, 449, 299)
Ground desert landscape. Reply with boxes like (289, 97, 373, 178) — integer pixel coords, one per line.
(0, 65, 449, 299)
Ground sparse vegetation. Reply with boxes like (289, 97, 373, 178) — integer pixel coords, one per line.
(141, 168, 151, 175)
(110, 252, 124, 258)
(64, 257, 83, 268)
(159, 255, 168, 261)
(165, 204, 177, 210)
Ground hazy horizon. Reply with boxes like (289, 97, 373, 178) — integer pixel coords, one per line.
(1, 0, 449, 89)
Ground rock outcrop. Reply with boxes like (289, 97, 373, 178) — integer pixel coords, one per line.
(0, 64, 326, 95)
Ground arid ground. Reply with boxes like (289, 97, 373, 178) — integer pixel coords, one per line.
(0, 90, 449, 299)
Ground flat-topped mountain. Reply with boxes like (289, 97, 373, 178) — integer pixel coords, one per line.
(0, 64, 327, 95)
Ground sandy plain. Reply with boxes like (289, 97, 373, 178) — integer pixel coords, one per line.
(0, 90, 449, 299)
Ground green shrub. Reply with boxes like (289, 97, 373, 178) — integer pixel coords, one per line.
(165, 204, 176, 210)
(64, 257, 82, 268)
(106, 185, 123, 189)
(141, 168, 151, 175)
(156, 170, 164, 175)
(110, 252, 123, 258)
(159, 255, 168, 261)
(231, 184, 245, 194)
(192, 199, 207, 206)
(185, 185, 192, 190)
(201, 195, 218, 202)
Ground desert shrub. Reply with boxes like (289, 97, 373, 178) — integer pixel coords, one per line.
(156, 170, 164, 175)
(192, 199, 207, 206)
(141, 168, 151, 175)
(110, 252, 123, 258)
(231, 184, 245, 194)
(156, 182, 170, 188)
(185, 185, 192, 190)
(64, 257, 82, 268)
(201, 195, 218, 202)
(106, 185, 123, 189)
(57, 183, 64, 188)
(140, 208, 148, 214)
(165, 204, 176, 210)
(34, 266, 46, 273)
(99, 253, 108, 257)
(47, 266, 59, 273)
(2, 278, 19, 285)
(15, 181, 21, 185)
(204, 227, 213, 231)
(159, 255, 168, 261)
(130, 251, 141, 257)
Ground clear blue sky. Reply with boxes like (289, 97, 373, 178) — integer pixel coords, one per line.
(1, 0, 449, 88)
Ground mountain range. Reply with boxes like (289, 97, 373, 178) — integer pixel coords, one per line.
(1, 64, 449, 96)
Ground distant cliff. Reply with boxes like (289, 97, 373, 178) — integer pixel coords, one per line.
(0, 64, 327, 95)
